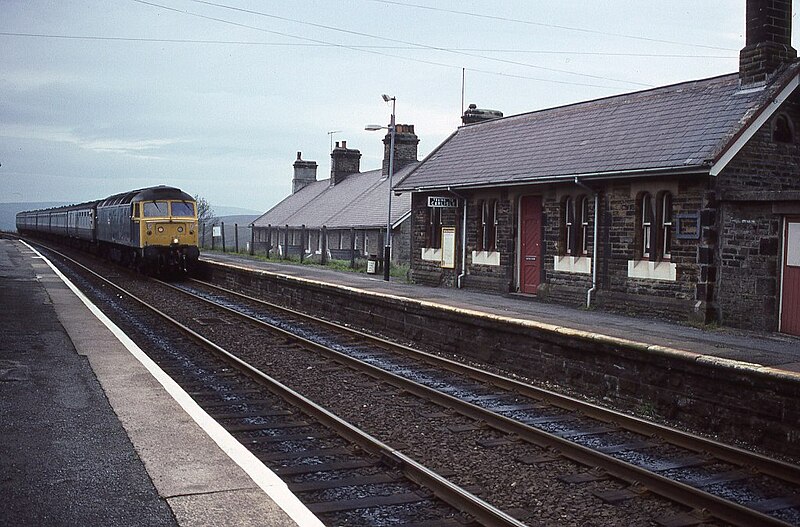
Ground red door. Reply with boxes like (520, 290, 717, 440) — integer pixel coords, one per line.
(520, 195, 543, 294)
(781, 217, 800, 336)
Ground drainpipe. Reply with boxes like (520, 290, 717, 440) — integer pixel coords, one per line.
(448, 187, 468, 288)
(574, 177, 599, 309)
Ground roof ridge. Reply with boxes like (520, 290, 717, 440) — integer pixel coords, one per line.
(463, 71, 742, 127)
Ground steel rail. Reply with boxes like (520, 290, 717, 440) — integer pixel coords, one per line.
(42, 248, 527, 527)
(190, 278, 800, 485)
(179, 277, 799, 527)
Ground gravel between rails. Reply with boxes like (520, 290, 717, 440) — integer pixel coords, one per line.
(47, 249, 722, 526)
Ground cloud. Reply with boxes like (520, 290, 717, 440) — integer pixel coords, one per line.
(0, 124, 189, 158)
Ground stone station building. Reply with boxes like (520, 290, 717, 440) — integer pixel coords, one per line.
(395, 0, 800, 335)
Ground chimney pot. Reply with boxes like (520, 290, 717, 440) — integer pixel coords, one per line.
(462, 104, 503, 125)
(382, 123, 419, 177)
(330, 142, 361, 185)
(296, 151, 302, 160)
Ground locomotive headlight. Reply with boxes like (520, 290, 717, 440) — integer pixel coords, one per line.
(177, 226, 184, 233)
(157, 226, 164, 233)
(173, 238, 179, 244)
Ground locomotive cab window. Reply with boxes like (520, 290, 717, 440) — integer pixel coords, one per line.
(132, 203, 140, 219)
(171, 201, 195, 217)
(143, 201, 169, 217)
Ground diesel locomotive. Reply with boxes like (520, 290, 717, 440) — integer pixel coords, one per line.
(16, 185, 200, 274)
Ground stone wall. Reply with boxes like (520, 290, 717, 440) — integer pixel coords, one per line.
(714, 98, 800, 330)
(198, 260, 800, 459)
(409, 193, 460, 287)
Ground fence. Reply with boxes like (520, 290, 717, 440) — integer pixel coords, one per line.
(200, 222, 397, 275)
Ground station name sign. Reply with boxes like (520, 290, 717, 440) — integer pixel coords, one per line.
(427, 196, 459, 208)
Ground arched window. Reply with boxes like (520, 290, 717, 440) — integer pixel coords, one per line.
(773, 114, 794, 143)
(492, 200, 499, 252)
(428, 206, 442, 249)
(477, 199, 498, 252)
(579, 196, 590, 256)
(640, 192, 653, 259)
(564, 197, 575, 255)
(477, 199, 485, 251)
(661, 192, 673, 260)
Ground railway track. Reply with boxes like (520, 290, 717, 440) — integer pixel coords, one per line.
(162, 277, 800, 527)
(31, 240, 800, 526)
(34, 242, 523, 526)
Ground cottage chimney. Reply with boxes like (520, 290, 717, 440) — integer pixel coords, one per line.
(383, 124, 419, 177)
(292, 151, 317, 194)
(461, 103, 503, 125)
(330, 141, 361, 185)
(739, 0, 797, 85)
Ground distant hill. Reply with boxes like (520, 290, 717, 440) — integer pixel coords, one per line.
(0, 202, 68, 232)
(213, 206, 261, 217)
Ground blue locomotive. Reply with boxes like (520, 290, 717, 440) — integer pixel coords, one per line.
(16, 185, 200, 274)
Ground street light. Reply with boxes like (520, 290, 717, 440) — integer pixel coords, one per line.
(365, 94, 396, 281)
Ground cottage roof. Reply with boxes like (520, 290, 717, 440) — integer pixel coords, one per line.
(252, 163, 416, 230)
(396, 64, 800, 191)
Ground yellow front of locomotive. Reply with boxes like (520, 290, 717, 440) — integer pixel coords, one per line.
(135, 199, 200, 271)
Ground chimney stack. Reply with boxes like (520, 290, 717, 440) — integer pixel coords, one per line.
(330, 141, 361, 185)
(383, 124, 419, 177)
(462, 103, 503, 125)
(292, 151, 317, 194)
(739, 0, 797, 85)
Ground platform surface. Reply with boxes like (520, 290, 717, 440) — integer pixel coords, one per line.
(0, 239, 322, 527)
(201, 251, 800, 374)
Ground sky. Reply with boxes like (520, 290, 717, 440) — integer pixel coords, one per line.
(2, 1, 798, 214)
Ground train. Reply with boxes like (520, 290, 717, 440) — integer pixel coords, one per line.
(16, 185, 200, 274)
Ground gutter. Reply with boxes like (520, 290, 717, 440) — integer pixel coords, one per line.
(574, 177, 599, 309)
(396, 166, 709, 194)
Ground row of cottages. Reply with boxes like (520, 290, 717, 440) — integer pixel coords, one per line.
(395, 0, 800, 335)
(251, 125, 420, 262)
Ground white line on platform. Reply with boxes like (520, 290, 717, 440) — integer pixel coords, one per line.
(22, 241, 324, 527)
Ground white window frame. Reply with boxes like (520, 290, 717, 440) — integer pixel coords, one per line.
(641, 193, 652, 259)
(579, 196, 589, 256)
(661, 192, 672, 260)
(564, 197, 575, 255)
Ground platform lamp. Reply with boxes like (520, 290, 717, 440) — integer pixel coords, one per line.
(365, 94, 396, 281)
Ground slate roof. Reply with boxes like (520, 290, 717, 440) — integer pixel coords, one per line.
(252, 163, 416, 230)
(395, 64, 800, 191)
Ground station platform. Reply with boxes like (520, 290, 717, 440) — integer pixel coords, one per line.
(200, 251, 800, 375)
(0, 239, 323, 527)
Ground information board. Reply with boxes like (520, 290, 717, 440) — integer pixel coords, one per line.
(441, 227, 456, 269)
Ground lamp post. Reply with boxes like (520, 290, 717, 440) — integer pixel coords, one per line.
(365, 94, 396, 281)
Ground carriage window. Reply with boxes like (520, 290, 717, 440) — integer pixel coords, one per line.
(171, 201, 195, 217)
(143, 201, 169, 217)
